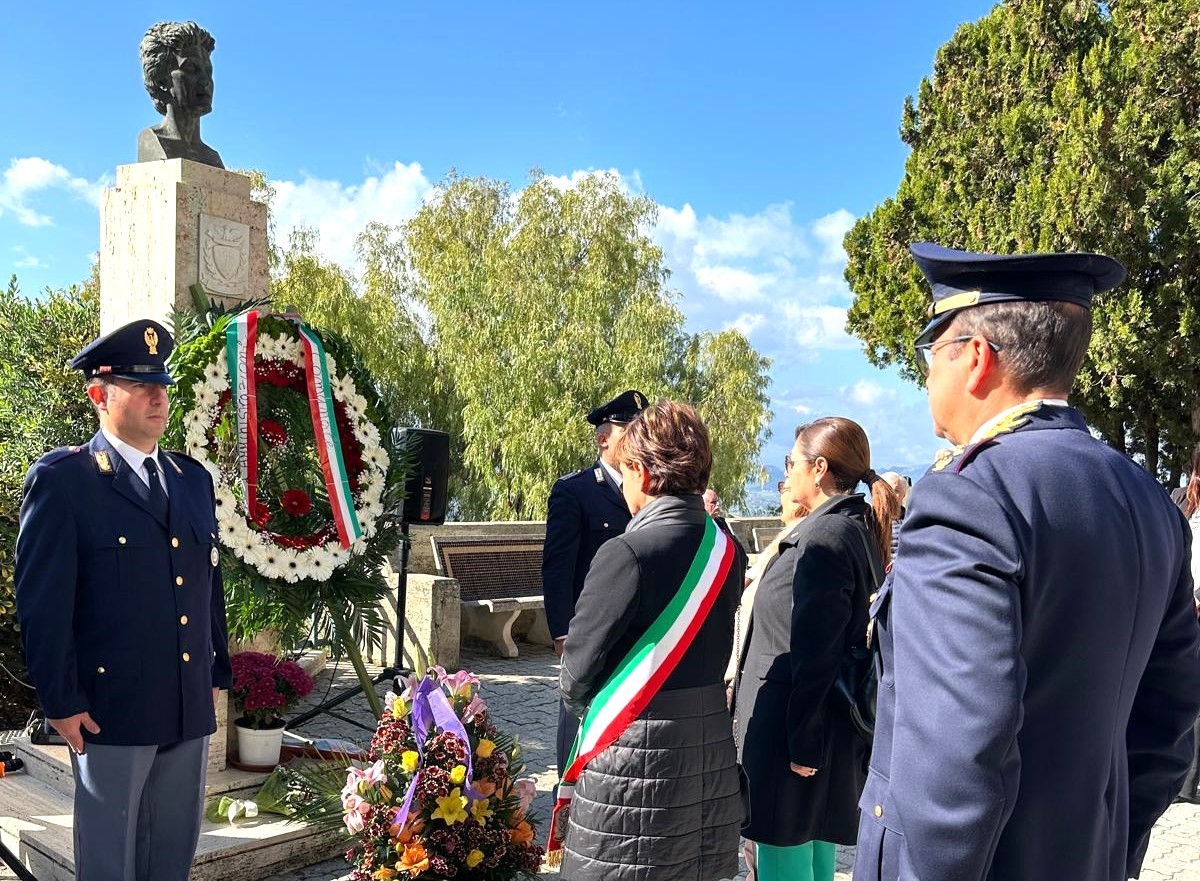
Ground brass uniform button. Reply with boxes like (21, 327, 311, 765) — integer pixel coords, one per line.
(182, 652, 191, 662)
(118, 536, 127, 545)
(180, 615, 189, 625)
(171, 537, 179, 548)
(874, 805, 884, 818)
(97, 666, 106, 674)
(175, 576, 184, 586)
(603, 522, 610, 528)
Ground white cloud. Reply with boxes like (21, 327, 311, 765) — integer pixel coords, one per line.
(729, 312, 767, 336)
(271, 161, 434, 269)
(811, 208, 855, 264)
(0, 157, 103, 226)
(781, 303, 857, 350)
(843, 378, 897, 407)
(11, 245, 44, 269)
(695, 265, 773, 303)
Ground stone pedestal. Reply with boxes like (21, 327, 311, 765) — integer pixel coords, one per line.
(367, 570, 461, 672)
(99, 159, 268, 333)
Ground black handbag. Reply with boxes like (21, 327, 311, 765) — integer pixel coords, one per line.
(835, 522, 884, 741)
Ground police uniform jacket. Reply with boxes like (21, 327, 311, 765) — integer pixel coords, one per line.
(541, 460, 631, 639)
(733, 493, 877, 846)
(857, 405, 1200, 881)
(16, 430, 233, 746)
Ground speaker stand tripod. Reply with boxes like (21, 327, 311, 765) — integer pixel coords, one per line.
(287, 522, 413, 732)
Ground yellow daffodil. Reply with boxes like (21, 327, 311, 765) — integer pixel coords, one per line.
(449, 764, 466, 785)
(475, 739, 496, 758)
(466, 849, 484, 868)
(470, 797, 494, 824)
(401, 751, 419, 773)
(431, 788, 469, 825)
(392, 697, 408, 717)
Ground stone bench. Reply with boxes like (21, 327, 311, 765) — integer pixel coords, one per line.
(430, 534, 551, 658)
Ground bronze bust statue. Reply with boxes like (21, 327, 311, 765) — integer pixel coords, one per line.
(138, 21, 223, 169)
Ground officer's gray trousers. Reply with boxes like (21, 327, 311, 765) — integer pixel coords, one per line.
(70, 736, 209, 881)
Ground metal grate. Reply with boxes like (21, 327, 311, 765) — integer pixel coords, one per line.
(431, 535, 546, 602)
(752, 526, 784, 553)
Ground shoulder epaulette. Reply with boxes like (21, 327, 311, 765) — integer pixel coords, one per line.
(556, 467, 587, 484)
(37, 446, 86, 468)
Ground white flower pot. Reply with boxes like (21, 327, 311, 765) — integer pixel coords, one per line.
(235, 720, 285, 766)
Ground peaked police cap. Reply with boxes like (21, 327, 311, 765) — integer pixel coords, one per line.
(911, 242, 1126, 347)
(71, 318, 175, 385)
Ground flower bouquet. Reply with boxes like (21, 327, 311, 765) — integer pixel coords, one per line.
(339, 667, 543, 880)
(230, 651, 316, 766)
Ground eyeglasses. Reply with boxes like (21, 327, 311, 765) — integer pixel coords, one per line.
(914, 335, 1001, 378)
(776, 480, 787, 493)
(784, 454, 794, 474)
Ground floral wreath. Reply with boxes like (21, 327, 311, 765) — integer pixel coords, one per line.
(181, 323, 389, 583)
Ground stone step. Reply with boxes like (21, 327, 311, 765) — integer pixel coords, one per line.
(0, 763, 347, 881)
(16, 740, 271, 801)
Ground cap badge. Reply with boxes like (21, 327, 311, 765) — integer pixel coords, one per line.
(94, 451, 113, 474)
(144, 326, 159, 355)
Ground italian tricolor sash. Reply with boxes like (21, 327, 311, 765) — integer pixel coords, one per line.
(545, 514, 735, 864)
(225, 310, 363, 548)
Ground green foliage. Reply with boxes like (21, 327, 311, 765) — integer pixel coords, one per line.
(844, 0, 1200, 482)
(0, 271, 100, 701)
(271, 171, 772, 519)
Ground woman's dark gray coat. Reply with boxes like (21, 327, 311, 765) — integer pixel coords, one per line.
(733, 493, 880, 847)
(560, 493, 744, 881)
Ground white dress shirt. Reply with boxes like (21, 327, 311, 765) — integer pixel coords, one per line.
(101, 427, 169, 497)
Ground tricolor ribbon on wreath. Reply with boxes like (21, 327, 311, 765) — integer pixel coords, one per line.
(545, 515, 735, 866)
(225, 310, 363, 548)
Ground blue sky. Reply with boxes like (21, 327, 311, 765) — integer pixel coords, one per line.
(0, 1, 998, 474)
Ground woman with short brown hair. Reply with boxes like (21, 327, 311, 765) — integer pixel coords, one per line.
(733, 416, 898, 881)
(556, 399, 744, 881)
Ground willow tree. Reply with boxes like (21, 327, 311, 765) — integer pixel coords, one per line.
(844, 0, 1200, 482)
(397, 172, 771, 519)
(270, 171, 771, 519)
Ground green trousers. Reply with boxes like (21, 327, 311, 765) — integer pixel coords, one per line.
(753, 840, 836, 881)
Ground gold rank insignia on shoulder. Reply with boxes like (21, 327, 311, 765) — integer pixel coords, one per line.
(931, 446, 963, 472)
(977, 401, 1042, 444)
(94, 451, 113, 473)
(144, 326, 159, 355)
(594, 467, 605, 483)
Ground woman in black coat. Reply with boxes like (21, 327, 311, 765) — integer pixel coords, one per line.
(559, 399, 745, 881)
(732, 417, 897, 881)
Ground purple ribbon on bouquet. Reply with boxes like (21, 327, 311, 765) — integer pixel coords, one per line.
(391, 675, 483, 829)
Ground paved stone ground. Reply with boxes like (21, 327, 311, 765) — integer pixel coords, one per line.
(7, 646, 1191, 880)
(252, 644, 1200, 881)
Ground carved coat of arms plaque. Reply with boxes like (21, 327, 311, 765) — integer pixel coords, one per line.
(198, 214, 250, 297)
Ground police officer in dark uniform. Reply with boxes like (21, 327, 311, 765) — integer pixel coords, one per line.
(855, 244, 1200, 881)
(542, 389, 647, 772)
(16, 318, 231, 881)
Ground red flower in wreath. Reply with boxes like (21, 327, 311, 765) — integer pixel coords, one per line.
(260, 419, 288, 447)
(250, 500, 272, 527)
(281, 489, 313, 517)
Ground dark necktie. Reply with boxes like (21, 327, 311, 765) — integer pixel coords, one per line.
(143, 456, 169, 521)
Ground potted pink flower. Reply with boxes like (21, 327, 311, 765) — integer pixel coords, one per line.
(230, 651, 315, 766)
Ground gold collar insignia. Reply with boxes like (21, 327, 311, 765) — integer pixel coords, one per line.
(94, 450, 113, 473)
(931, 446, 963, 472)
(976, 401, 1043, 445)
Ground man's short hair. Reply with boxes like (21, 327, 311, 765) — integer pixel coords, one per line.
(946, 300, 1093, 394)
(141, 21, 215, 115)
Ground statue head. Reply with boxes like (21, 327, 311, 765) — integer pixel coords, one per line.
(140, 21, 215, 117)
